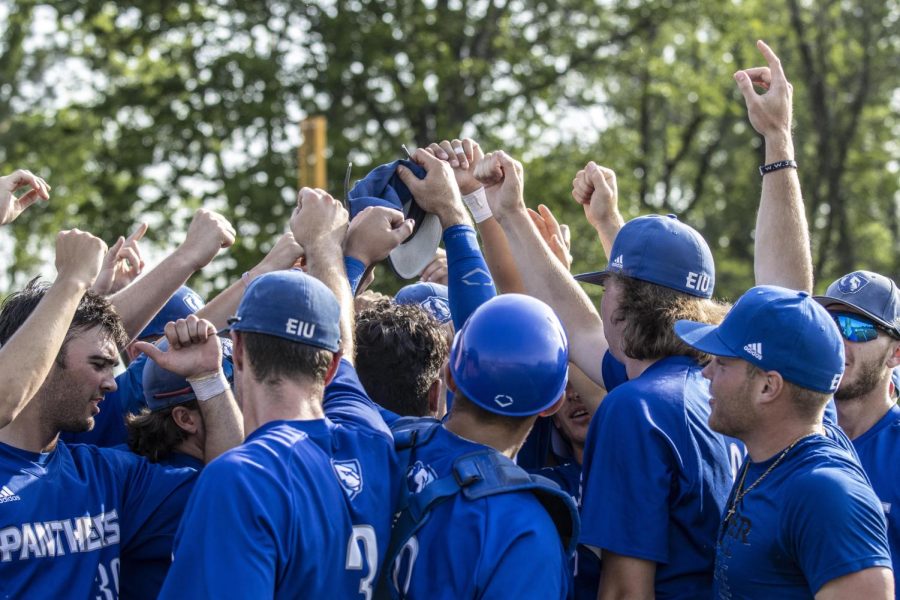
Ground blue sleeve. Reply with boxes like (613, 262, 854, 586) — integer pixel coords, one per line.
(159, 457, 285, 598)
(344, 256, 367, 295)
(579, 392, 674, 563)
(324, 358, 392, 438)
(601, 351, 628, 392)
(782, 467, 892, 593)
(444, 224, 496, 330)
(103, 448, 198, 560)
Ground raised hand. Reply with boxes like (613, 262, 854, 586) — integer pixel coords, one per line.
(424, 138, 484, 195)
(0, 169, 50, 226)
(290, 187, 348, 252)
(132, 315, 223, 379)
(55, 229, 108, 289)
(91, 223, 148, 295)
(395, 149, 468, 228)
(475, 150, 525, 221)
(344, 206, 414, 267)
(419, 247, 448, 284)
(175, 209, 237, 271)
(572, 162, 620, 230)
(527, 205, 573, 271)
(252, 232, 305, 275)
(734, 40, 793, 140)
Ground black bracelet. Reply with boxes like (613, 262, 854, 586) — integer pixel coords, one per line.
(759, 160, 798, 176)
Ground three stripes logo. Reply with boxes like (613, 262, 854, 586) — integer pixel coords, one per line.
(0, 485, 20, 504)
(743, 343, 763, 360)
(611, 255, 624, 270)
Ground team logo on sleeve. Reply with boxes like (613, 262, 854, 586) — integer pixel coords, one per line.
(332, 459, 364, 500)
(837, 272, 869, 294)
(406, 461, 437, 494)
(461, 268, 493, 287)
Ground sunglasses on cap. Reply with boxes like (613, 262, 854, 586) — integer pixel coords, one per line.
(830, 312, 890, 343)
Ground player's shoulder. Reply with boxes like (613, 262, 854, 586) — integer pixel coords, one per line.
(784, 440, 872, 501)
(603, 355, 702, 407)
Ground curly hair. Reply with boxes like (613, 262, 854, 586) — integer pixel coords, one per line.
(355, 303, 449, 417)
(608, 272, 730, 363)
(126, 400, 200, 462)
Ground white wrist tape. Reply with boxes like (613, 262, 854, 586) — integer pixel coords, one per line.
(462, 187, 492, 223)
(187, 370, 229, 402)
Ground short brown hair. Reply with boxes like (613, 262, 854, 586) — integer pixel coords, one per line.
(609, 273, 730, 363)
(126, 400, 199, 462)
(241, 331, 333, 386)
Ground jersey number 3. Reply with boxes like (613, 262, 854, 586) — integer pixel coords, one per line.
(346, 525, 378, 600)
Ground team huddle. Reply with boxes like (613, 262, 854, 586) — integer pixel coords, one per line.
(0, 40, 897, 599)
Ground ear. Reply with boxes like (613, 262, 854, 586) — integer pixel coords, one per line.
(538, 393, 566, 418)
(426, 378, 442, 416)
(323, 350, 343, 386)
(757, 370, 785, 406)
(231, 332, 245, 371)
(886, 340, 900, 369)
(443, 363, 458, 394)
(171, 406, 201, 435)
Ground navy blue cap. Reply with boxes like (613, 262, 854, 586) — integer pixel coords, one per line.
(347, 160, 443, 280)
(814, 271, 900, 338)
(395, 282, 451, 324)
(142, 338, 235, 412)
(574, 214, 715, 298)
(675, 285, 845, 393)
(139, 286, 205, 340)
(227, 270, 341, 352)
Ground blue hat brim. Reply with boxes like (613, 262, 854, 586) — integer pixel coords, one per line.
(573, 270, 610, 286)
(674, 320, 739, 358)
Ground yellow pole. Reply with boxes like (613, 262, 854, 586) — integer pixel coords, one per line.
(299, 116, 327, 189)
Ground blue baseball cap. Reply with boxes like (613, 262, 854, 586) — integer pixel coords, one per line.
(142, 338, 235, 412)
(227, 270, 341, 352)
(138, 286, 205, 340)
(347, 160, 443, 280)
(395, 282, 452, 325)
(675, 285, 844, 393)
(574, 214, 715, 298)
(814, 271, 900, 338)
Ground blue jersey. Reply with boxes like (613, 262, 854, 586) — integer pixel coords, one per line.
(581, 355, 743, 598)
(714, 434, 891, 598)
(388, 425, 569, 599)
(538, 462, 601, 600)
(118, 452, 203, 600)
(0, 440, 196, 598)
(159, 359, 398, 599)
(851, 404, 900, 598)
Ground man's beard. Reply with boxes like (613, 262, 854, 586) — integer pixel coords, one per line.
(836, 355, 888, 401)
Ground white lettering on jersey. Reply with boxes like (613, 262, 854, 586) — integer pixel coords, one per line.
(0, 509, 120, 562)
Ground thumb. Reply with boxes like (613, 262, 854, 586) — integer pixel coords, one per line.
(411, 148, 443, 172)
(132, 340, 165, 364)
(734, 70, 756, 104)
(391, 218, 415, 242)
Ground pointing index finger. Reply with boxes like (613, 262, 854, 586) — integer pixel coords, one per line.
(127, 222, 149, 243)
(756, 40, 786, 83)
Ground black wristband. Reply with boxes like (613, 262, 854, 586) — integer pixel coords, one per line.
(759, 160, 798, 176)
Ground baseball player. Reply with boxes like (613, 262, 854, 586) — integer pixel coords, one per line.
(159, 188, 401, 598)
(383, 294, 579, 599)
(676, 285, 893, 597)
(814, 270, 900, 597)
(0, 273, 241, 597)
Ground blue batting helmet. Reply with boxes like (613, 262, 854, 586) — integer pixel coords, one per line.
(448, 294, 569, 417)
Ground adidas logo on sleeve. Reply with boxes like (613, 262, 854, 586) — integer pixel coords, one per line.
(743, 343, 763, 360)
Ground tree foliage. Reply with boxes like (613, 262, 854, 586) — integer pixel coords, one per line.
(0, 0, 897, 299)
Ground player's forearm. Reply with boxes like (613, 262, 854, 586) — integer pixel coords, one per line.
(109, 249, 197, 341)
(497, 208, 608, 385)
(197, 389, 244, 462)
(0, 277, 89, 426)
(475, 217, 525, 293)
(754, 132, 813, 292)
(306, 242, 356, 363)
(593, 213, 625, 260)
(445, 224, 497, 330)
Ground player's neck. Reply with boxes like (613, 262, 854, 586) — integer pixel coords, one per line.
(624, 356, 659, 380)
(175, 436, 204, 462)
(0, 402, 61, 453)
(240, 377, 325, 437)
(836, 382, 894, 440)
(744, 419, 823, 463)
(444, 413, 530, 460)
